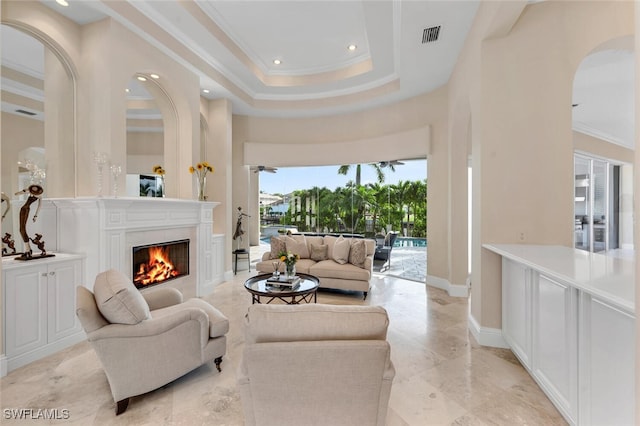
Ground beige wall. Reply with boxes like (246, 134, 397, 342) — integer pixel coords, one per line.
(75, 18, 200, 198)
(448, 0, 634, 329)
(1, 112, 44, 196)
(574, 131, 634, 164)
(201, 98, 234, 272)
(126, 131, 164, 176)
(126, 132, 163, 155)
(635, 3, 640, 422)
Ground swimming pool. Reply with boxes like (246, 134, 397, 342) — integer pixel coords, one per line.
(260, 235, 427, 248)
(394, 237, 427, 248)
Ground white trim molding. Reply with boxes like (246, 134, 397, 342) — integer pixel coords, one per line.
(468, 313, 509, 348)
(1, 354, 7, 377)
(426, 274, 469, 298)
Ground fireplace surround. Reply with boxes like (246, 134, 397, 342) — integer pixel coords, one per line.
(51, 198, 223, 298)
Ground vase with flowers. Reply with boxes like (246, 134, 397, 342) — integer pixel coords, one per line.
(189, 161, 213, 201)
(278, 251, 299, 279)
(152, 165, 166, 197)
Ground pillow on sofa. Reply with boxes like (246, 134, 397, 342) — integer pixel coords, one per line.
(349, 239, 366, 268)
(332, 236, 351, 265)
(93, 269, 150, 325)
(285, 236, 310, 259)
(270, 236, 286, 259)
(309, 243, 328, 261)
(323, 235, 338, 259)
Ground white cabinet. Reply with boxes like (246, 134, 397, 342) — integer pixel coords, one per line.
(532, 274, 578, 423)
(579, 294, 635, 425)
(492, 246, 635, 426)
(2, 254, 85, 375)
(501, 259, 531, 369)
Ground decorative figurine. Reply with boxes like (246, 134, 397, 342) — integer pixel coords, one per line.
(14, 184, 53, 260)
(2, 233, 16, 256)
(233, 206, 251, 251)
(1, 192, 10, 220)
(30, 233, 47, 256)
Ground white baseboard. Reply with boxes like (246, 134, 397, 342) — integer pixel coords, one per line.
(6, 333, 86, 375)
(224, 270, 234, 282)
(426, 274, 449, 291)
(426, 275, 469, 298)
(448, 283, 469, 297)
(1, 354, 7, 378)
(468, 313, 509, 348)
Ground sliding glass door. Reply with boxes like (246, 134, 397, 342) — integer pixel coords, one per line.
(574, 154, 619, 253)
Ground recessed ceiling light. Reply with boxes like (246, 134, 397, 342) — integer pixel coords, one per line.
(56, 0, 69, 7)
(348, 44, 357, 51)
(137, 76, 147, 82)
(149, 73, 159, 79)
(273, 59, 281, 65)
(125, 88, 130, 93)
(203, 89, 210, 94)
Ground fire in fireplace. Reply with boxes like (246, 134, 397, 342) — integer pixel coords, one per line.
(132, 239, 189, 289)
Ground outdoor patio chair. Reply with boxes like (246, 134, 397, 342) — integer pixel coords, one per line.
(374, 231, 398, 270)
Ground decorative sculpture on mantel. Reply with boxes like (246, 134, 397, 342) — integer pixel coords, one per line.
(14, 184, 54, 261)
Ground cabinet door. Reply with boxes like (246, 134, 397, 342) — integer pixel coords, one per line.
(4, 266, 47, 357)
(579, 295, 635, 425)
(502, 259, 531, 368)
(47, 259, 82, 342)
(533, 274, 578, 423)
(212, 235, 224, 283)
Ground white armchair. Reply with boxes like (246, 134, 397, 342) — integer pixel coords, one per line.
(76, 269, 228, 415)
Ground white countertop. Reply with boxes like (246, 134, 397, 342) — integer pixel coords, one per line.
(483, 244, 635, 315)
(2, 252, 85, 271)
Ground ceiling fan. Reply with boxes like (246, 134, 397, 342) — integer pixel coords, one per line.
(378, 160, 405, 168)
(251, 165, 278, 173)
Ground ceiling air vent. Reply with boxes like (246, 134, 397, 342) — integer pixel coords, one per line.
(422, 26, 441, 44)
(15, 109, 36, 116)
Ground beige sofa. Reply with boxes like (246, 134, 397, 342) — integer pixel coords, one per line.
(256, 234, 375, 299)
(238, 304, 395, 426)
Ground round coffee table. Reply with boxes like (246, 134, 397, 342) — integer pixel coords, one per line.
(244, 273, 320, 304)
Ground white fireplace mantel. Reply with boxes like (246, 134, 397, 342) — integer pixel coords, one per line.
(51, 197, 222, 298)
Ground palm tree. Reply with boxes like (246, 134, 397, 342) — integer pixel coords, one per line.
(366, 183, 387, 234)
(337, 163, 385, 187)
(390, 180, 412, 234)
(405, 180, 426, 237)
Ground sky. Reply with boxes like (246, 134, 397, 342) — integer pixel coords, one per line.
(259, 159, 427, 195)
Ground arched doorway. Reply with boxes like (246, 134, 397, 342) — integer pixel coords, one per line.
(571, 36, 634, 254)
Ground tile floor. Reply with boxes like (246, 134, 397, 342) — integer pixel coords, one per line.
(0, 271, 566, 425)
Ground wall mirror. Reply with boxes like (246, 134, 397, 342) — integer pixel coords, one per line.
(125, 75, 165, 197)
(1, 24, 74, 254)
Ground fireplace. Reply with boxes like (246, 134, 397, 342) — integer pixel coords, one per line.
(132, 239, 190, 289)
